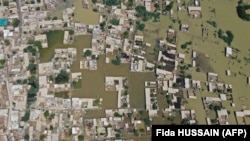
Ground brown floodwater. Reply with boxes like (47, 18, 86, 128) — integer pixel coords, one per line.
(40, 31, 155, 118)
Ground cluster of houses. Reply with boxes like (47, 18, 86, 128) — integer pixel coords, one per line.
(105, 77, 130, 109)
(1, 0, 250, 140)
(85, 109, 151, 139)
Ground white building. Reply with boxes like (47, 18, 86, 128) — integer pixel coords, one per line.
(225, 47, 232, 57)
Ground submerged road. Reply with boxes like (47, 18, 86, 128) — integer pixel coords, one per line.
(16, 0, 23, 39)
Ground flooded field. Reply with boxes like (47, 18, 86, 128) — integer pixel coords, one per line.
(182, 0, 250, 112)
(72, 58, 155, 110)
(40, 30, 155, 118)
(74, 0, 99, 24)
(49, 0, 74, 19)
(48, 0, 99, 24)
(39, 0, 250, 126)
(141, 0, 250, 124)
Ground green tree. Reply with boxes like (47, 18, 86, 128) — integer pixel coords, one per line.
(34, 41, 42, 49)
(121, 31, 129, 39)
(181, 44, 187, 49)
(181, 118, 190, 125)
(166, 2, 174, 11)
(28, 63, 37, 74)
(112, 56, 121, 65)
(92, 0, 97, 4)
(173, 83, 179, 88)
(12, 18, 20, 27)
(50, 125, 54, 130)
(114, 112, 122, 117)
(139, 128, 145, 133)
(226, 30, 234, 45)
(152, 103, 158, 109)
(16, 79, 22, 84)
(115, 133, 121, 139)
(52, 17, 58, 20)
(154, 3, 159, 10)
(93, 8, 98, 12)
(136, 23, 145, 31)
(4, 39, 10, 46)
(110, 18, 120, 25)
(28, 75, 39, 95)
(24, 134, 29, 141)
(21, 111, 30, 121)
(3, 0, 9, 6)
(104, 0, 120, 6)
(55, 70, 69, 84)
(84, 50, 92, 57)
(127, 113, 132, 118)
(44, 110, 49, 118)
(27, 39, 34, 44)
(78, 135, 84, 141)
(144, 118, 152, 126)
(127, 0, 133, 8)
(196, 67, 201, 72)
(186, 74, 192, 79)
(133, 129, 139, 136)
(69, 30, 74, 35)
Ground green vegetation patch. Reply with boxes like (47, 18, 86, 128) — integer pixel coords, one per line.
(217, 29, 234, 46)
(135, 6, 160, 22)
(207, 20, 217, 28)
(104, 0, 121, 6)
(0, 59, 5, 69)
(109, 18, 120, 26)
(112, 55, 121, 65)
(55, 70, 69, 84)
(181, 41, 192, 49)
(21, 110, 30, 122)
(236, 0, 250, 21)
(72, 80, 82, 89)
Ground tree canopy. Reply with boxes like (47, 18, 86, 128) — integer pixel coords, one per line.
(218, 29, 234, 46)
(23, 46, 37, 56)
(136, 22, 145, 31)
(44, 110, 49, 118)
(69, 30, 74, 35)
(236, 1, 250, 21)
(34, 41, 42, 49)
(112, 56, 121, 65)
(3, 0, 9, 6)
(28, 63, 37, 74)
(78, 135, 84, 141)
(12, 18, 20, 27)
(144, 118, 152, 126)
(110, 18, 120, 25)
(4, 39, 10, 46)
(84, 50, 92, 57)
(28, 75, 39, 96)
(55, 70, 69, 84)
(166, 2, 174, 11)
(104, 0, 120, 6)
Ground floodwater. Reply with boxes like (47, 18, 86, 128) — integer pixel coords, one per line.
(49, 0, 74, 19)
(142, 0, 250, 124)
(73, 0, 100, 24)
(48, 0, 100, 24)
(176, 0, 250, 124)
(40, 30, 155, 118)
(72, 56, 156, 110)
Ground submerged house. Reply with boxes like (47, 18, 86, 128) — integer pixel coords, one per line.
(187, 6, 202, 18)
(82, 0, 90, 9)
